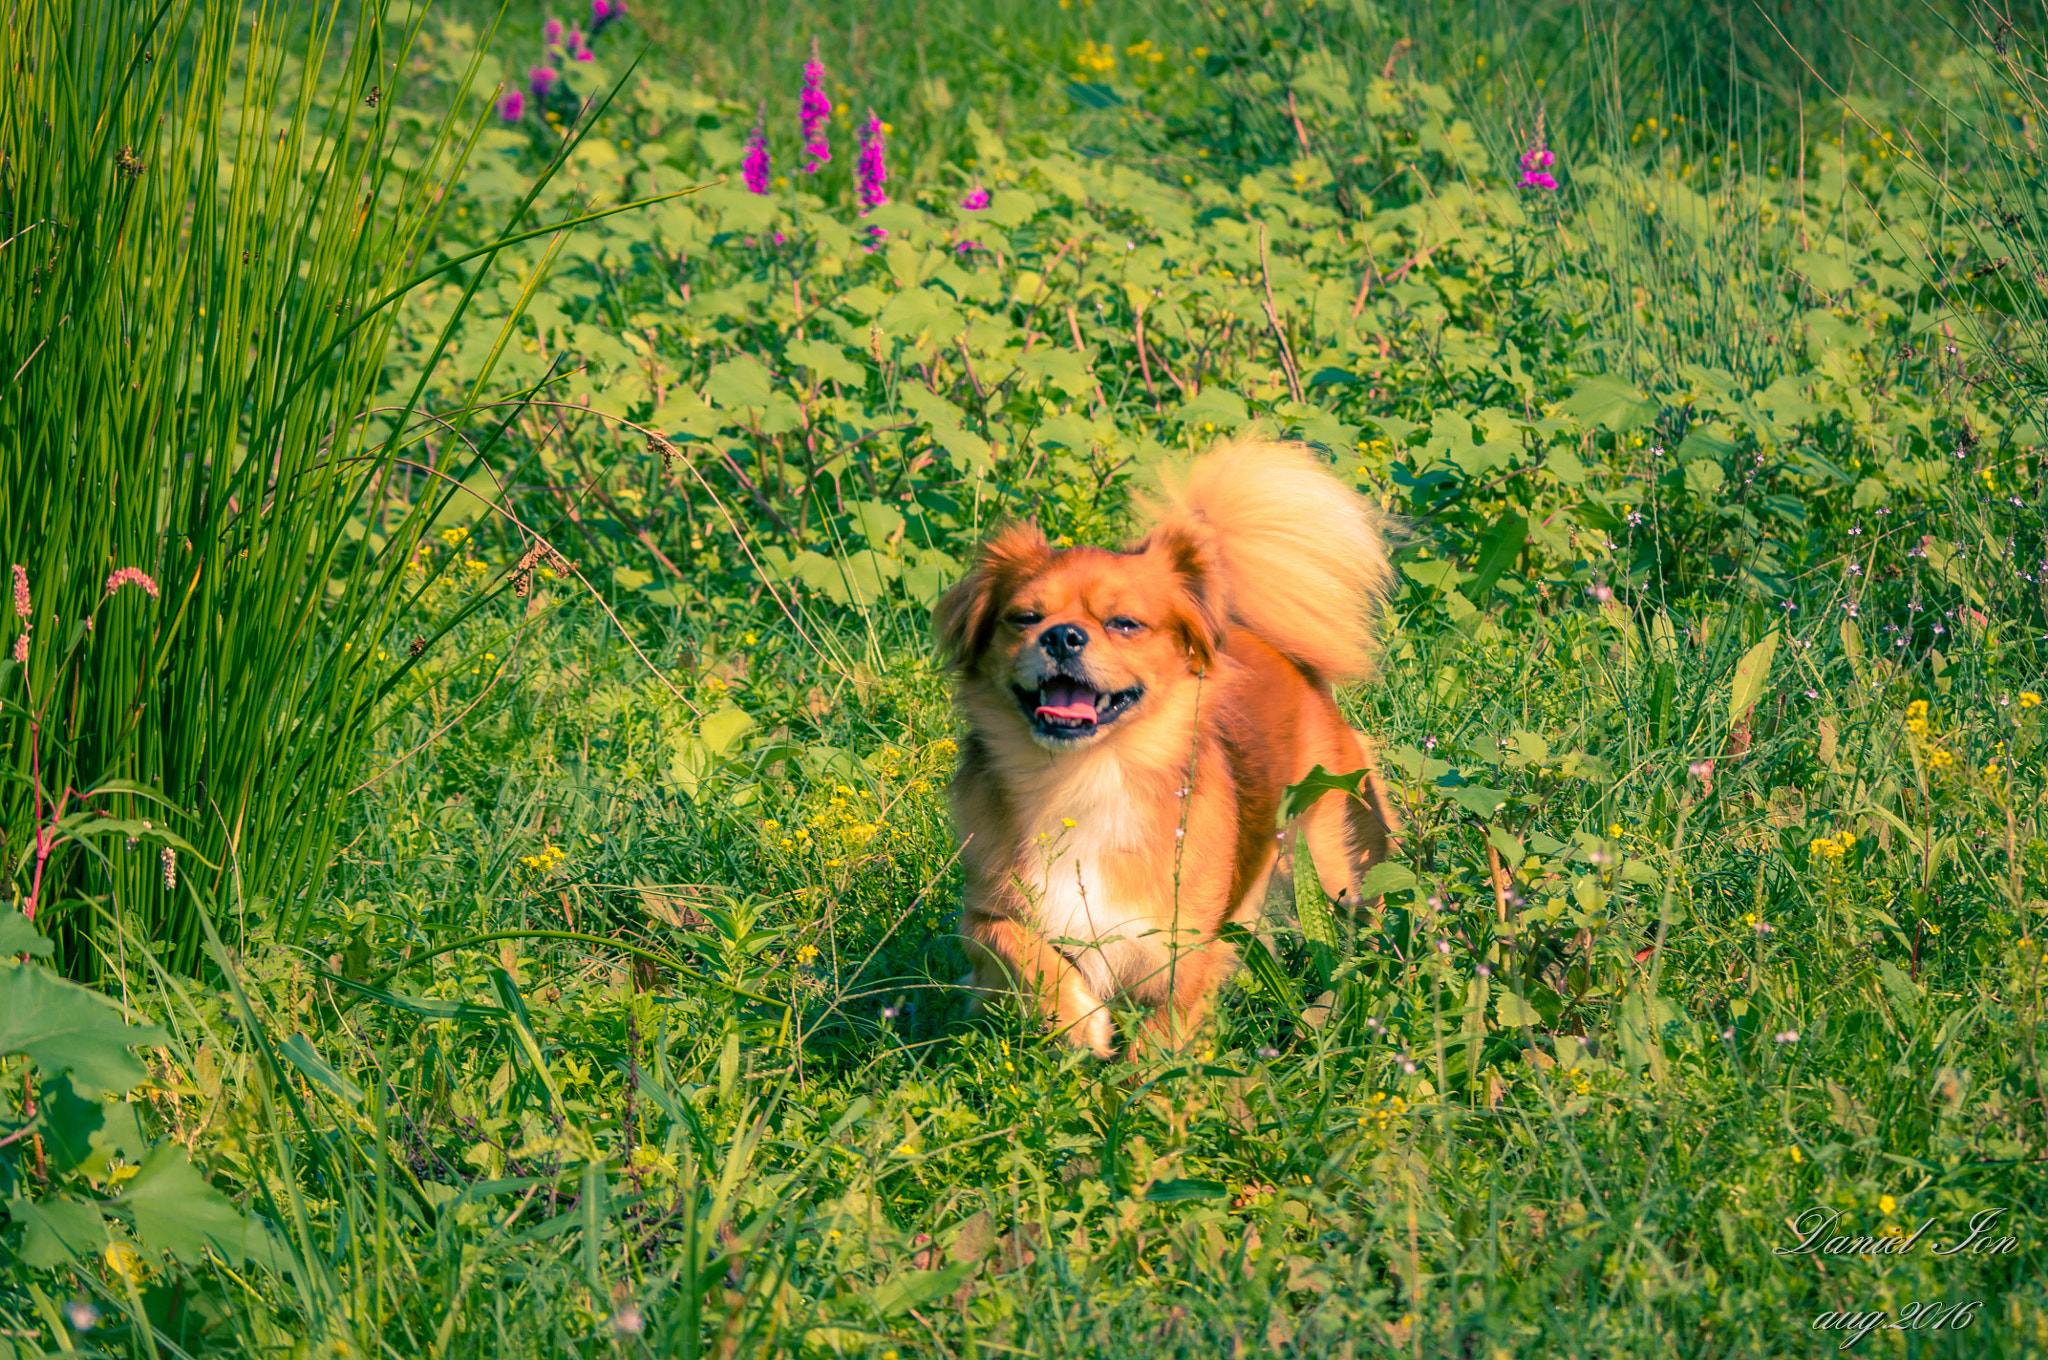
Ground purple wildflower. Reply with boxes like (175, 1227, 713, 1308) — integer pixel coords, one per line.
(498, 89, 525, 122)
(857, 109, 887, 242)
(799, 39, 832, 172)
(743, 103, 771, 194)
(544, 17, 563, 46)
(961, 186, 990, 210)
(10, 564, 27, 619)
(529, 66, 558, 99)
(1519, 143, 1557, 191)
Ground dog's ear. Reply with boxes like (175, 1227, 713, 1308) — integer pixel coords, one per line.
(934, 522, 1053, 669)
(1145, 522, 1227, 672)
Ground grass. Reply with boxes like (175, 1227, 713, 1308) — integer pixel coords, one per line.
(4, 0, 2048, 1356)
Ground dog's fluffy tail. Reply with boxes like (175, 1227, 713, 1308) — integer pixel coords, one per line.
(1147, 438, 1394, 683)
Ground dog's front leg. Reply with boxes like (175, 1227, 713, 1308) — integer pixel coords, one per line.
(1134, 939, 1235, 1054)
(959, 911, 1117, 1057)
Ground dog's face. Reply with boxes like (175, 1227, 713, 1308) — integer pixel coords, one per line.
(936, 523, 1224, 750)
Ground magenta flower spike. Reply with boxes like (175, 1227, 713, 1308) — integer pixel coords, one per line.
(544, 17, 564, 46)
(529, 66, 558, 100)
(743, 103, 772, 194)
(961, 187, 990, 210)
(799, 39, 831, 173)
(1519, 142, 1558, 190)
(570, 29, 593, 60)
(499, 89, 525, 122)
(857, 109, 887, 212)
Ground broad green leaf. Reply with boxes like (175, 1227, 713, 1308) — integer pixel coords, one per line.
(705, 354, 774, 410)
(785, 338, 864, 386)
(868, 1260, 976, 1316)
(1462, 511, 1527, 603)
(1355, 860, 1416, 900)
(1559, 376, 1656, 431)
(0, 909, 53, 958)
(116, 1142, 253, 1264)
(1278, 764, 1369, 824)
(1435, 781, 1509, 818)
(1143, 1178, 1230, 1203)
(0, 964, 165, 1094)
(40, 1074, 148, 1176)
(699, 708, 756, 756)
(1729, 630, 1780, 724)
(6, 1193, 108, 1268)
(1496, 991, 1543, 1027)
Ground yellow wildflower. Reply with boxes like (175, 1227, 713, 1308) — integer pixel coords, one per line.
(1927, 749, 1955, 770)
(2020, 692, 2041, 709)
(1879, 1194, 1896, 1216)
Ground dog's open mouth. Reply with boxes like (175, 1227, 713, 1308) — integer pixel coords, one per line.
(1013, 677, 1143, 739)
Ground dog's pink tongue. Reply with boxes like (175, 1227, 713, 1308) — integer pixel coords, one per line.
(1035, 679, 1099, 722)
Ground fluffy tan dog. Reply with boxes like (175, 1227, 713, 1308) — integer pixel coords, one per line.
(934, 438, 1402, 1056)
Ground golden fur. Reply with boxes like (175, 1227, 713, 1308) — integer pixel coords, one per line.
(934, 438, 1402, 1056)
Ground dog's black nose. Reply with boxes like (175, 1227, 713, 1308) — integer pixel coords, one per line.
(1038, 623, 1088, 658)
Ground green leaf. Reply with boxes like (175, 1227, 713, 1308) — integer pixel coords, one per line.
(1217, 922, 1298, 1011)
(116, 1142, 253, 1264)
(868, 1260, 976, 1316)
(1434, 781, 1509, 818)
(785, 339, 864, 386)
(1559, 376, 1656, 431)
(0, 964, 165, 1094)
(1495, 991, 1543, 1028)
(1143, 1178, 1230, 1203)
(278, 1032, 366, 1105)
(699, 708, 756, 757)
(1729, 630, 1780, 725)
(6, 1193, 108, 1268)
(1462, 511, 1527, 603)
(1277, 764, 1369, 824)
(705, 354, 774, 411)
(0, 910, 53, 958)
(1355, 861, 1416, 900)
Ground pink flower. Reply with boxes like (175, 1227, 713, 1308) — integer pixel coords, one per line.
(10, 635, 24, 665)
(499, 90, 525, 122)
(529, 66, 558, 98)
(857, 109, 887, 243)
(105, 567, 160, 599)
(799, 40, 832, 172)
(1519, 142, 1558, 191)
(544, 17, 563, 45)
(574, 45, 593, 61)
(10, 564, 26, 619)
(591, 0, 614, 18)
(743, 103, 771, 194)
(960, 186, 990, 210)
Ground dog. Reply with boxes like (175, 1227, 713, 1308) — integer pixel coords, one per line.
(934, 438, 1402, 1056)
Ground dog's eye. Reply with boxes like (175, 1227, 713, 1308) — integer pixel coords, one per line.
(1105, 616, 1144, 635)
(1005, 610, 1043, 628)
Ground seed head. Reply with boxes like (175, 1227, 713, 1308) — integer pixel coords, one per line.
(160, 846, 177, 890)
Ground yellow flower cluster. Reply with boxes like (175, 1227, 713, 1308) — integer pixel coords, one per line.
(2018, 691, 2042, 709)
(518, 843, 567, 877)
(1075, 40, 1116, 74)
(1362, 1090, 1408, 1131)
(1904, 699, 1930, 737)
(1809, 829, 1854, 861)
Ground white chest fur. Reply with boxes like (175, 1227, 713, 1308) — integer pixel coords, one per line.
(1013, 757, 1183, 999)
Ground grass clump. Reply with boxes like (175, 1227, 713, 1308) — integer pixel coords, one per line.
(4, 2, 2047, 1357)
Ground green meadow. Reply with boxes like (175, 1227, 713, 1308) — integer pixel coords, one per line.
(4, 0, 2047, 1354)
